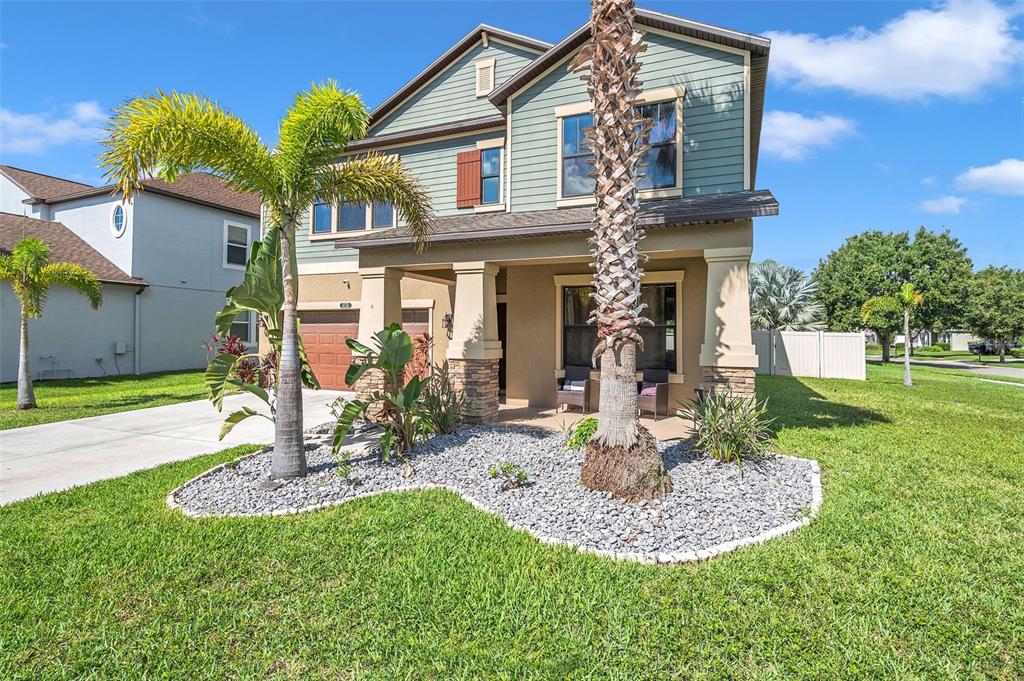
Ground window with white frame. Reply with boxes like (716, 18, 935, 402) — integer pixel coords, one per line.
(636, 100, 677, 190)
(110, 204, 127, 238)
(230, 310, 252, 343)
(560, 113, 595, 198)
(224, 221, 250, 268)
(312, 199, 333, 233)
(480, 148, 501, 204)
(311, 200, 396, 235)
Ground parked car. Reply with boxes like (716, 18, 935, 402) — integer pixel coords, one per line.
(969, 339, 1021, 355)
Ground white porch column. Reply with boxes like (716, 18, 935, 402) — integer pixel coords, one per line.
(447, 262, 502, 421)
(357, 267, 402, 344)
(354, 267, 402, 398)
(699, 247, 757, 396)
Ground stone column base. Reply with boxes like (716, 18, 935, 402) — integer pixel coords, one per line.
(700, 367, 756, 398)
(352, 368, 391, 420)
(449, 358, 500, 423)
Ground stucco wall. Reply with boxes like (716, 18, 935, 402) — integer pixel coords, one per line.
(1, 283, 136, 382)
(0, 176, 44, 217)
(50, 194, 136, 275)
(504, 256, 708, 408)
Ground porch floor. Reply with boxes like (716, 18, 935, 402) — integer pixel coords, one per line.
(494, 402, 693, 442)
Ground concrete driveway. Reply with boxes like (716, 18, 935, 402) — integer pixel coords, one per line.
(0, 389, 349, 505)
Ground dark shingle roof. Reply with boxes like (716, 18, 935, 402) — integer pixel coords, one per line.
(0, 212, 143, 286)
(337, 189, 778, 249)
(0, 166, 93, 201)
(32, 172, 261, 218)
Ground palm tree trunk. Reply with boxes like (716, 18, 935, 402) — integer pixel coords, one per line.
(270, 221, 307, 479)
(903, 309, 912, 387)
(17, 311, 36, 410)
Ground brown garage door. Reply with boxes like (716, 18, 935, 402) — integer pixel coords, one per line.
(299, 310, 359, 390)
(299, 309, 431, 390)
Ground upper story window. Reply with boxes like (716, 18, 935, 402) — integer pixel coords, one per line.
(110, 204, 127, 238)
(223, 221, 250, 269)
(636, 101, 677, 190)
(481, 149, 501, 204)
(311, 200, 396, 237)
(560, 113, 594, 198)
(312, 199, 333, 233)
(230, 310, 252, 344)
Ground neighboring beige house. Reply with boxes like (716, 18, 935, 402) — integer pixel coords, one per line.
(283, 9, 776, 421)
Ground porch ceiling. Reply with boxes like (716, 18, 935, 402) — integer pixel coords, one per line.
(337, 189, 777, 250)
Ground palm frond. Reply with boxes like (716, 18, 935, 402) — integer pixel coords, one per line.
(315, 154, 435, 252)
(40, 263, 103, 309)
(749, 259, 826, 331)
(0, 253, 13, 283)
(275, 81, 368, 189)
(99, 91, 275, 200)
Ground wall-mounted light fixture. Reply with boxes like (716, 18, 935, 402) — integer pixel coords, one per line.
(441, 312, 454, 339)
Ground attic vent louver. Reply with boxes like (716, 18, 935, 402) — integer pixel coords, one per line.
(475, 58, 496, 97)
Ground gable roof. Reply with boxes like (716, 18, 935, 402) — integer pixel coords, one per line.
(489, 8, 771, 184)
(0, 165, 93, 201)
(337, 189, 778, 249)
(367, 24, 551, 130)
(27, 172, 261, 218)
(0, 212, 144, 286)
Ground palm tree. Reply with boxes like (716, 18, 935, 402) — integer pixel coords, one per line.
(897, 282, 923, 387)
(0, 236, 102, 409)
(571, 0, 671, 500)
(101, 84, 433, 479)
(749, 259, 825, 331)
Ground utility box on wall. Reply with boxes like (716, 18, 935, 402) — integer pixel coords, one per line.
(113, 341, 128, 355)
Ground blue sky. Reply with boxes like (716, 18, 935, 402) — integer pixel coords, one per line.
(1, 0, 1021, 272)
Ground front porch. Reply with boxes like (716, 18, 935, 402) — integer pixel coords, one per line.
(494, 401, 694, 441)
(349, 220, 761, 422)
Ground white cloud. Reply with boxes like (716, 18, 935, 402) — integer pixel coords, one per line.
(0, 101, 107, 154)
(918, 195, 969, 214)
(921, 176, 937, 186)
(766, 0, 1024, 99)
(761, 111, 856, 160)
(955, 158, 1024, 195)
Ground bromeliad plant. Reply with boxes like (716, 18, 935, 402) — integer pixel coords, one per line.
(331, 323, 430, 461)
(679, 391, 774, 465)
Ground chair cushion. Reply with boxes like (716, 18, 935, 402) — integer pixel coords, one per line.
(639, 382, 658, 396)
(562, 379, 587, 392)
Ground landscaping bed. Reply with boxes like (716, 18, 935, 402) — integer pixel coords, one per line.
(169, 425, 820, 563)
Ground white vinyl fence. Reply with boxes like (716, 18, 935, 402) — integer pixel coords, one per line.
(753, 330, 866, 380)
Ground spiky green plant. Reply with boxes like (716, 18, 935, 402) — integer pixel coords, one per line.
(0, 236, 102, 409)
(100, 83, 434, 479)
(897, 282, 924, 387)
(749, 259, 825, 331)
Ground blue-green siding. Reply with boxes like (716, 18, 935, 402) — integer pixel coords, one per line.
(510, 31, 746, 212)
(371, 41, 539, 136)
(295, 129, 505, 264)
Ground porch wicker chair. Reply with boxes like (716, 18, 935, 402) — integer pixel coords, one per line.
(637, 368, 670, 420)
(555, 365, 593, 414)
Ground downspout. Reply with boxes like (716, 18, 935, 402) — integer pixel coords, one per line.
(133, 285, 145, 374)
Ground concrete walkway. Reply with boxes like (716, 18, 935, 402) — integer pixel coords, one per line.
(1, 389, 348, 505)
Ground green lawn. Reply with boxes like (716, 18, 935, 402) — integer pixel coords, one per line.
(2, 363, 1022, 678)
(0, 370, 206, 430)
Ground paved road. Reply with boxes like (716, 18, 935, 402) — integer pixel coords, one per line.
(869, 356, 1024, 380)
(0, 389, 349, 505)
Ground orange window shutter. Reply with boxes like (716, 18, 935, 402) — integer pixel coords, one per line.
(456, 150, 482, 208)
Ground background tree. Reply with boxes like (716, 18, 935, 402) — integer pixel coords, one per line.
(814, 231, 910, 331)
(749, 259, 825, 331)
(0, 236, 102, 409)
(571, 0, 671, 500)
(860, 296, 901, 362)
(897, 283, 923, 387)
(101, 84, 433, 479)
(965, 267, 1024, 363)
(904, 227, 973, 343)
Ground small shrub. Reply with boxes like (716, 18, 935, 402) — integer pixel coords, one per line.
(420, 360, 467, 436)
(920, 344, 947, 353)
(202, 334, 258, 384)
(1010, 348, 1024, 359)
(865, 343, 882, 353)
(489, 461, 528, 490)
(404, 333, 433, 382)
(565, 417, 598, 450)
(678, 391, 774, 464)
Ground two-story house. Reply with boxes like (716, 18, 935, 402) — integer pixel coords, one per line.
(0, 166, 260, 381)
(283, 8, 776, 420)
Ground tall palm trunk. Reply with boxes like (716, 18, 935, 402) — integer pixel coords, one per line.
(903, 309, 912, 387)
(17, 311, 36, 410)
(573, 0, 670, 501)
(271, 221, 306, 478)
(881, 335, 891, 363)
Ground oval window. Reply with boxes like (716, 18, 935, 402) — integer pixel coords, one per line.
(111, 205, 127, 238)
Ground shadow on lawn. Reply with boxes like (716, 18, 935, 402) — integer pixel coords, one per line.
(760, 375, 890, 435)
